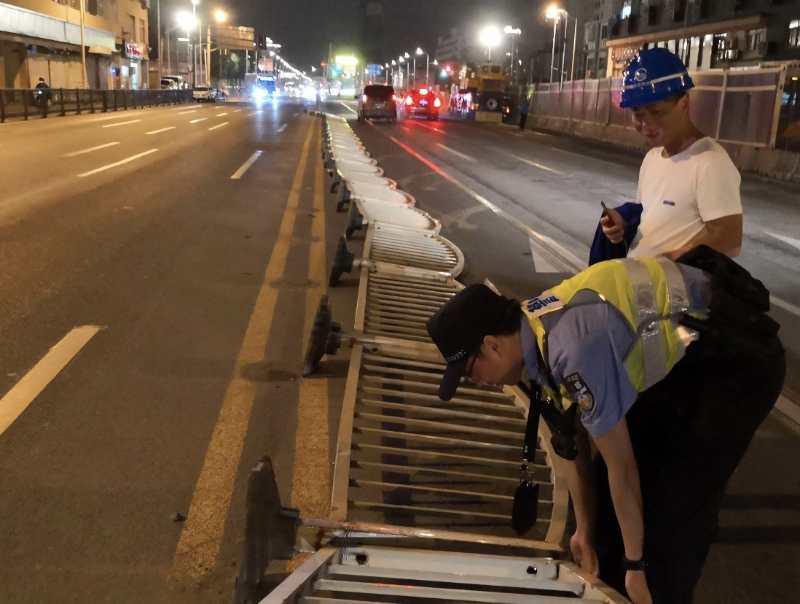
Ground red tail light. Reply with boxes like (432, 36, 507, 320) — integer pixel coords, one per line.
(433, 96, 442, 108)
(404, 95, 414, 106)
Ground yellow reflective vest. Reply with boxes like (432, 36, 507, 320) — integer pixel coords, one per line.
(521, 257, 694, 408)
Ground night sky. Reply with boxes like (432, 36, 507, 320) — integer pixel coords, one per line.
(221, 0, 552, 70)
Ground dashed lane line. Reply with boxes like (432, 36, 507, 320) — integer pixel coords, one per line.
(436, 143, 476, 162)
(146, 126, 176, 135)
(62, 141, 120, 158)
(101, 119, 141, 129)
(77, 148, 158, 178)
(178, 109, 198, 115)
(208, 121, 229, 131)
(0, 326, 102, 436)
(230, 150, 263, 179)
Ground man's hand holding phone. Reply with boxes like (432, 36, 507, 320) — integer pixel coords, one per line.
(600, 202, 626, 245)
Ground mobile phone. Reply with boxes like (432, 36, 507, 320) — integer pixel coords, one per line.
(600, 201, 609, 218)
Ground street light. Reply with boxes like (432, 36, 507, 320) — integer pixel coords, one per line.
(478, 25, 502, 63)
(544, 3, 578, 86)
(503, 25, 522, 80)
(214, 8, 227, 23)
(415, 46, 430, 86)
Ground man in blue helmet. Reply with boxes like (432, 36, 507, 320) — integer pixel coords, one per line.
(599, 48, 743, 261)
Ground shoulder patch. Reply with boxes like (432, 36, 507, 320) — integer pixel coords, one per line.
(564, 372, 595, 415)
(525, 291, 564, 317)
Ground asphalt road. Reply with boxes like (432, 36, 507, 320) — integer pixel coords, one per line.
(0, 99, 352, 602)
(339, 100, 800, 603)
(1, 96, 798, 602)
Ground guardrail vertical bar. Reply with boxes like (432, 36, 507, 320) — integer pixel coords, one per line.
(0, 89, 5, 123)
(59, 88, 66, 116)
(76, 88, 81, 115)
(23, 90, 29, 120)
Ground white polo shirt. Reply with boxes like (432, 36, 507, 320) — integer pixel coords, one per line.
(628, 137, 742, 258)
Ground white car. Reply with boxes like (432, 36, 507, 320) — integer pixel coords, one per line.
(192, 86, 215, 102)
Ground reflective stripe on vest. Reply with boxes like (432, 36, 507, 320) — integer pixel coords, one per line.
(522, 258, 692, 401)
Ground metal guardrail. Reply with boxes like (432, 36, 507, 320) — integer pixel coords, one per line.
(0, 88, 193, 123)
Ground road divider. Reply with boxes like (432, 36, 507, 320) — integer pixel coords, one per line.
(62, 141, 120, 158)
(230, 150, 263, 180)
(77, 148, 158, 178)
(0, 326, 101, 436)
(208, 121, 229, 131)
(146, 126, 176, 135)
(101, 119, 141, 129)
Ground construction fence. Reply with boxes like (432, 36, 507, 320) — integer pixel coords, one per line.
(530, 64, 800, 153)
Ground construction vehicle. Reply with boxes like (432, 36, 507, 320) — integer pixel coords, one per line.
(449, 63, 513, 122)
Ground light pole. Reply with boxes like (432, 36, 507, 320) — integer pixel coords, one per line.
(545, 4, 578, 86)
(189, 0, 200, 87)
(384, 62, 389, 84)
(503, 26, 521, 81)
(416, 47, 429, 86)
(403, 51, 410, 87)
(209, 9, 226, 87)
(398, 55, 405, 88)
(478, 25, 502, 63)
(176, 10, 198, 85)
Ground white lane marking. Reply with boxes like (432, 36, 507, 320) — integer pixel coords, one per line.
(208, 121, 229, 131)
(230, 150, 263, 179)
(77, 148, 158, 178)
(216, 112, 228, 117)
(101, 119, 141, 129)
(189, 117, 208, 124)
(387, 133, 584, 272)
(436, 143, 476, 162)
(766, 231, 800, 253)
(146, 126, 176, 135)
(62, 141, 120, 158)
(178, 109, 198, 115)
(89, 112, 144, 123)
(247, 110, 262, 116)
(771, 295, 800, 318)
(338, 100, 358, 115)
(277, 123, 287, 133)
(232, 109, 242, 113)
(173, 104, 202, 111)
(0, 326, 101, 436)
(510, 153, 565, 175)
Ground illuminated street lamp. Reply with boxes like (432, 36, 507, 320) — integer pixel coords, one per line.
(415, 46, 430, 86)
(478, 25, 502, 63)
(213, 8, 227, 23)
(503, 25, 522, 80)
(544, 3, 578, 86)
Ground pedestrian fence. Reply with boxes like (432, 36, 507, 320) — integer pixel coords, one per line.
(530, 64, 799, 151)
(231, 110, 628, 603)
(0, 88, 193, 123)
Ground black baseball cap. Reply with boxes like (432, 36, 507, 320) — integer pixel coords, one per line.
(426, 283, 513, 401)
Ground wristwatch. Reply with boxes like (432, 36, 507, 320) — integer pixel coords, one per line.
(622, 556, 647, 572)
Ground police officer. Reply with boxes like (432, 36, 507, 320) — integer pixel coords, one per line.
(600, 48, 743, 261)
(427, 247, 784, 604)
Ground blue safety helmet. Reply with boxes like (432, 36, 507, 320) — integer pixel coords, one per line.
(619, 48, 694, 109)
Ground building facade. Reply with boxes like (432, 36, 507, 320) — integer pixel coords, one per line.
(0, 0, 149, 89)
(605, 0, 800, 76)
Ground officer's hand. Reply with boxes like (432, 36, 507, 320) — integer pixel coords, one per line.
(569, 530, 598, 575)
(625, 570, 653, 604)
(600, 208, 625, 244)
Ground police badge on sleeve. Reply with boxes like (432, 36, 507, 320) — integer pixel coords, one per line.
(564, 373, 595, 415)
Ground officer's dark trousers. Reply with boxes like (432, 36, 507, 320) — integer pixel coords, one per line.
(594, 332, 785, 603)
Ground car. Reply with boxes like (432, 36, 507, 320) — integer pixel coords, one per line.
(192, 86, 218, 102)
(161, 78, 179, 90)
(402, 87, 442, 120)
(358, 84, 398, 122)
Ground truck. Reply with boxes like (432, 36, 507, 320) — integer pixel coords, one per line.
(449, 62, 514, 122)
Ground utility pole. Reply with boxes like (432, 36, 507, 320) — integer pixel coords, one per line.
(79, 0, 87, 87)
(157, 0, 162, 82)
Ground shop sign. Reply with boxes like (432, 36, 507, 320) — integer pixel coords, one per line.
(124, 41, 144, 59)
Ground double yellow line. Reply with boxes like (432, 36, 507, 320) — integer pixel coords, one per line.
(170, 117, 330, 582)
